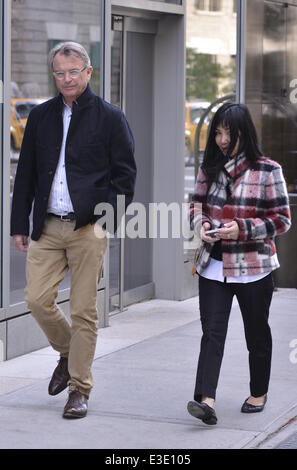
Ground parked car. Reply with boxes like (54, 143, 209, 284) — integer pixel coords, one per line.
(10, 97, 49, 150)
(185, 100, 218, 166)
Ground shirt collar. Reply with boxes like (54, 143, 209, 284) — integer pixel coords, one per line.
(62, 99, 73, 113)
(56, 84, 94, 113)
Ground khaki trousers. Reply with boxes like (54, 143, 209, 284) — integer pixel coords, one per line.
(25, 215, 107, 397)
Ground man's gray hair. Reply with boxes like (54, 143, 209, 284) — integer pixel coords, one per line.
(49, 41, 91, 70)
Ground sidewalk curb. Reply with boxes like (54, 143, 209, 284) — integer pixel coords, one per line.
(241, 404, 297, 449)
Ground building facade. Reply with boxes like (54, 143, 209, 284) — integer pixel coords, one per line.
(0, 0, 296, 361)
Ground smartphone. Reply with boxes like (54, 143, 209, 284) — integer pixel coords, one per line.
(205, 228, 219, 236)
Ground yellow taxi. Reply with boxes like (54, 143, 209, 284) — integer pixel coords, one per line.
(185, 100, 212, 158)
(10, 98, 48, 150)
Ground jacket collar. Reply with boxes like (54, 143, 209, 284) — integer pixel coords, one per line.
(224, 152, 249, 179)
(54, 84, 95, 113)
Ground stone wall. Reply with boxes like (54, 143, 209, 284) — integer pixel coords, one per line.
(11, 0, 102, 97)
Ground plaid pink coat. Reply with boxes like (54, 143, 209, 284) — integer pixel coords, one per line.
(190, 153, 291, 277)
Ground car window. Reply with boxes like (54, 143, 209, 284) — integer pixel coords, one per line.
(15, 102, 38, 119)
(190, 107, 204, 124)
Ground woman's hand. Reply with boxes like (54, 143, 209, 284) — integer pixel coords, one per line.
(216, 221, 239, 240)
(200, 222, 217, 244)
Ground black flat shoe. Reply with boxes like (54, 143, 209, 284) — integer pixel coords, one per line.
(187, 400, 217, 425)
(241, 394, 267, 413)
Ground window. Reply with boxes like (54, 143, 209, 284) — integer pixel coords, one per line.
(196, 0, 206, 10)
(184, 0, 237, 267)
(209, 0, 222, 12)
(150, 0, 182, 3)
(195, 0, 222, 11)
(10, 0, 103, 304)
(185, 0, 236, 178)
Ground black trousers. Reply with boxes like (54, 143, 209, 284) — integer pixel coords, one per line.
(194, 273, 274, 402)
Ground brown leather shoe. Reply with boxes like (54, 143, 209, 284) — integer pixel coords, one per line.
(63, 390, 88, 419)
(48, 357, 70, 396)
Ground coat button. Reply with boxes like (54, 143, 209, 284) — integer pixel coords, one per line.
(49, 170, 53, 175)
(43, 196, 47, 201)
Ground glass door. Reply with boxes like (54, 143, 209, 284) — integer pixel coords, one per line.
(110, 14, 156, 312)
(109, 15, 123, 312)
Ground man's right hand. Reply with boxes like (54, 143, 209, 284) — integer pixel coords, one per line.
(13, 235, 29, 252)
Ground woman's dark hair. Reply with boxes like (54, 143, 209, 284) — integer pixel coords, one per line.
(202, 102, 262, 185)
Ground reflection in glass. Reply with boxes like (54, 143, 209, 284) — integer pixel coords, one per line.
(195, 0, 222, 11)
(109, 16, 123, 312)
(10, 0, 102, 304)
(209, 0, 222, 12)
(185, 0, 236, 188)
(111, 17, 123, 109)
(260, 1, 297, 195)
(184, 0, 237, 259)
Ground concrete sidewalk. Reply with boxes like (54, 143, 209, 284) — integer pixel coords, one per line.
(0, 289, 296, 449)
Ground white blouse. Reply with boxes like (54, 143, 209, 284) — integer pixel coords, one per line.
(200, 255, 277, 283)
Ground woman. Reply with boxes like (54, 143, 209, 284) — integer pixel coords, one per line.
(187, 103, 291, 426)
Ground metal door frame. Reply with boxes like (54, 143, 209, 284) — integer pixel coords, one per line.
(109, 13, 157, 314)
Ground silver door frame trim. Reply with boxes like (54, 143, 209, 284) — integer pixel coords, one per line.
(110, 282, 155, 314)
(0, 308, 6, 322)
(101, 0, 111, 328)
(111, 0, 184, 16)
(108, 8, 160, 314)
(2, 0, 11, 312)
(104, 0, 112, 102)
(237, 0, 246, 103)
(119, 15, 128, 313)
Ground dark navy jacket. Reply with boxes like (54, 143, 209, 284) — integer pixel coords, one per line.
(10, 85, 136, 240)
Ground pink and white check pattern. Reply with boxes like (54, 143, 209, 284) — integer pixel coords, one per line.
(190, 153, 291, 277)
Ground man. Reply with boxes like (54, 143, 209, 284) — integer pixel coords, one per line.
(11, 42, 136, 419)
